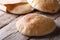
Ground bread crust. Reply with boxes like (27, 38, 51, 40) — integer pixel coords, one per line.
(5, 2, 34, 14)
(16, 13, 56, 36)
(27, 0, 59, 13)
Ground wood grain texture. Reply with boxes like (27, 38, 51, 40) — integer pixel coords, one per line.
(40, 12, 60, 19)
(50, 16, 60, 40)
(0, 10, 5, 16)
(0, 16, 23, 40)
(0, 10, 18, 28)
(32, 11, 60, 19)
(30, 39, 49, 40)
(0, 11, 60, 40)
(46, 16, 60, 40)
(3, 32, 28, 40)
(29, 13, 60, 40)
(55, 17, 60, 27)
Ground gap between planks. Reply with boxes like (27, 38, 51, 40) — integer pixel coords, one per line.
(0, 16, 24, 40)
(0, 10, 18, 28)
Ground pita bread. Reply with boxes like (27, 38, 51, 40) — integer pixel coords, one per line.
(5, 2, 34, 14)
(16, 13, 56, 36)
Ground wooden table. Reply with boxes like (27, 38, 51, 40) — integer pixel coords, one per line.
(0, 10, 60, 40)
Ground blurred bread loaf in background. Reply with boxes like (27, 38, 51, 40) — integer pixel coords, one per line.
(4, 2, 34, 14)
(0, 0, 27, 11)
(27, 0, 60, 13)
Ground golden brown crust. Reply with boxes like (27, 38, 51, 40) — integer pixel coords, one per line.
(4, 2, 28, 11)
(16, 13, 56, 36)
(4, 2, 34, 14)
(27, 0, 59, 13)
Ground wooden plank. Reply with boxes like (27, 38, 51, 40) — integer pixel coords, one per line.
(0, 4, 6, 11)
(2, 12, 60, 40)
(0, 10, 5, 16)
(0, 16, 28, 40)
(53, 36, 60, 40)
(49, 35, 60, 40)
(3, 31, 50, 40)
(29, 36, 49, 40)
(3, 32, 28, 40)
(44, 16, 60, 40)
(0, 10, 18, 28)
(1, 12, 60, 40)
(29, 35, 50, 40)
(55, 17, 60, 27)
(3, 32, 49, 40)
(47, 28, 60, 40)
(32, 11, 60, 19)
(30, 38, 49, 40)
(49, 16, 60, 40)
(39, 12, 60, 19)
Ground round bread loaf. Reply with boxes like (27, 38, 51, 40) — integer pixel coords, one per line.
(5, 2, 34, 14)
(16, 13, 56, 36)
(27, 0, 59, 13)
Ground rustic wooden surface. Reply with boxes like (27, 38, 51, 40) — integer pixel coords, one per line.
(0, 10, 18, 28)
(0, 9, 60, 40)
